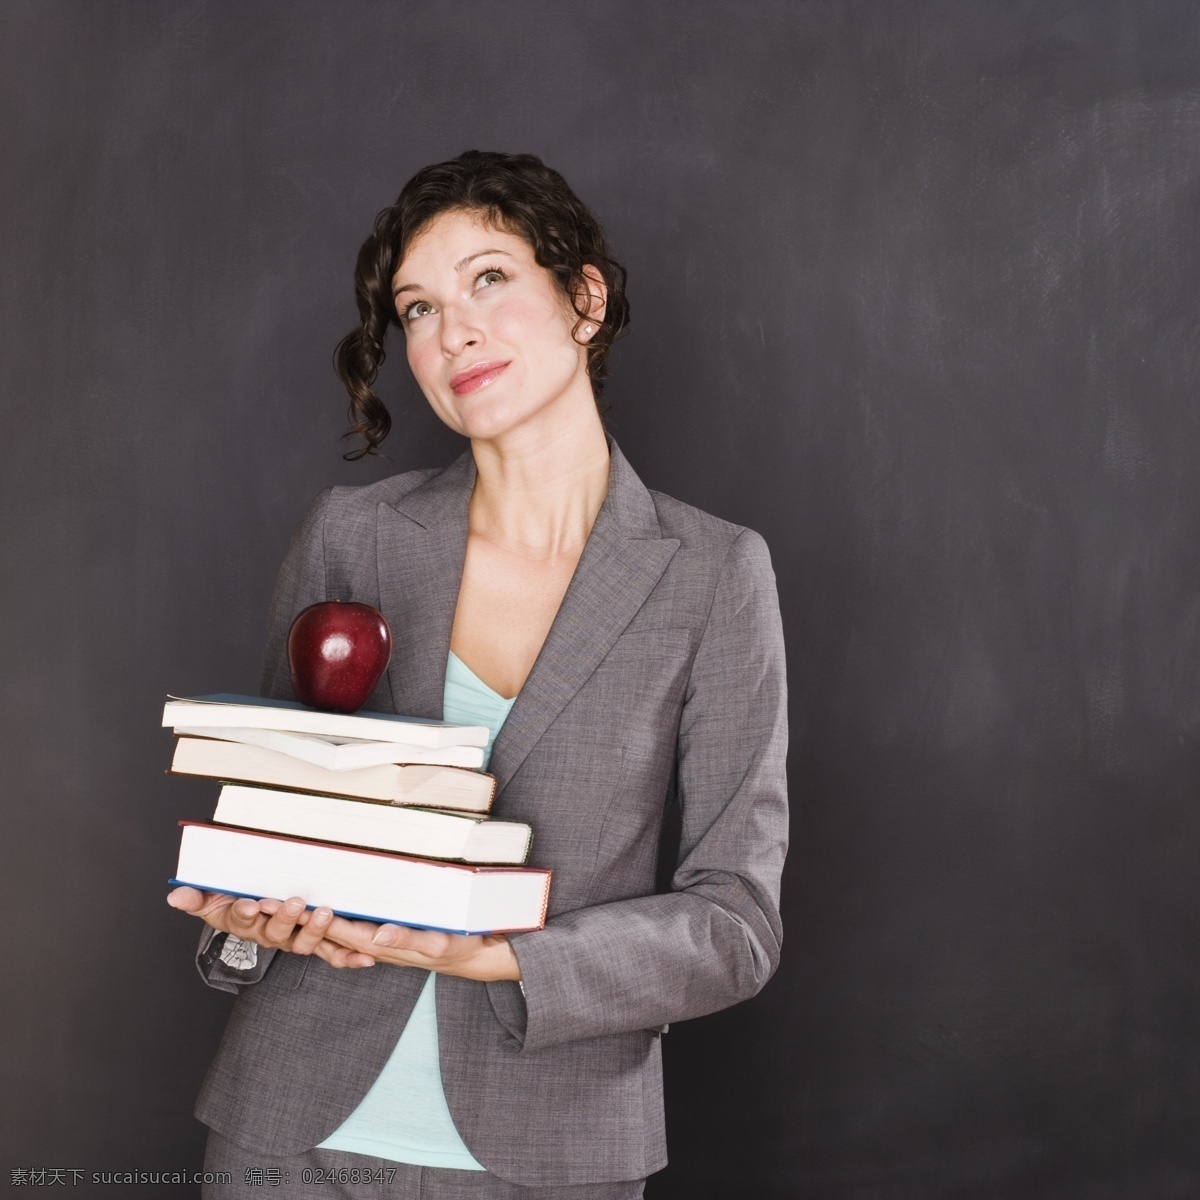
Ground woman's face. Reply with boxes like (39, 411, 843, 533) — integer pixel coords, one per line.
(392, 209, 604, 444)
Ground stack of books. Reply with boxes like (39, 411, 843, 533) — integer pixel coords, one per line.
(163, 694, 551, 935)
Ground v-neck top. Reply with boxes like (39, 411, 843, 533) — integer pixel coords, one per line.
(316, 653, 516, 1169)
(443, 651, 518, 754)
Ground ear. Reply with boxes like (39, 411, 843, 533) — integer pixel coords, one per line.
(575, 265, 608, 338)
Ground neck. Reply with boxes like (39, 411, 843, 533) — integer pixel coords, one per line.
(468, 404, 611, 559)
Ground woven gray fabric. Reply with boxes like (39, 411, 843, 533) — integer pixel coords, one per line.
(201, 1128, 644, 1198)
(191, 440, 788, 1187)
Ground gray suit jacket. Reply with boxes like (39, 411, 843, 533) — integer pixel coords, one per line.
(192, 440, 788, 1186)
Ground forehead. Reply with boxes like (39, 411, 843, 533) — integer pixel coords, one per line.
(393, 210, 531, 285)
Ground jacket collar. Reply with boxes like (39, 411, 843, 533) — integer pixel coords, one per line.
(376, 439, 679, 794)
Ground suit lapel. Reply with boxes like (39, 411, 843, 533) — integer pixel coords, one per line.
(488, 445, 679, 793)
(376, 451, 476, 720)
(373, 440, 679, 793)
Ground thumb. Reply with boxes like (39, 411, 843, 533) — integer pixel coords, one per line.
(166, 886, 206, 912)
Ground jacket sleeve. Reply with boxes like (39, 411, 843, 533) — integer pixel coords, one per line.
(505, 528, 789, 1052)
(193, 488, 334, 994)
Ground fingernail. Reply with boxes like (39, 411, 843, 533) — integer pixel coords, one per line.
(372, 927, 396, 947)
(286, 899, 304, 914)
(313, 908, 331, 924)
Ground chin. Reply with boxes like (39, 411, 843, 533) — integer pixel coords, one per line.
(453, 401, 532, 443)
(451, 388, 561, 443)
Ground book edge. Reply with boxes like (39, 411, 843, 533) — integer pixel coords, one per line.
(164, 696, 489, 747)
(166, 880, 544, 934)
(178, 820, 549, 876)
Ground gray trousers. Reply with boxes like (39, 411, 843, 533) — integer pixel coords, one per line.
(201, 1130, 646, 1200)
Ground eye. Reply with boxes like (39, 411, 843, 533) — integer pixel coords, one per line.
(403, 299, 435, 322)
(475, 267, 508, 290)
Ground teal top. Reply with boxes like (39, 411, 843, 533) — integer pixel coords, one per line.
(317, 652, 517, 1169)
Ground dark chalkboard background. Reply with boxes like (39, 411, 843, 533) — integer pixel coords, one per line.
(3, 2, 1199, 1196)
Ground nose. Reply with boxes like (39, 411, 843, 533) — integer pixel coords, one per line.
(439, 303, 481, 357)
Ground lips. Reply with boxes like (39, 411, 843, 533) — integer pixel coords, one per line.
(450, 360, 509, 395)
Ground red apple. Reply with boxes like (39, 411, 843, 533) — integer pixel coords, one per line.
(286, 600, 392, 714)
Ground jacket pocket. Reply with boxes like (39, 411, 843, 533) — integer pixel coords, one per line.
(485, 979, 528, 1048)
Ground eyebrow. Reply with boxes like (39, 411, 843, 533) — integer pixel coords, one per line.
(392, 249, 513, 298)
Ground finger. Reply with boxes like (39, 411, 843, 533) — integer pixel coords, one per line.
(319, 914, 380, 952)
(166, 886, 206, 913)
(291, 906, 333, 955)
(261, 896, 306, 947)
(372, 924, 455, 958)
(369, 923, 414, 949)
(326, 944, 377, 969)
(325, 914, 377, 937)
(171, 888, 246, 927)
(315, 915, 459, 969)
(313, 939, 376, 970)
(226, 896, 270, 936)
(323, 915, 428, 954)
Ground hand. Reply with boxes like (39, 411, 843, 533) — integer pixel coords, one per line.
(318, 913, 522, 982)
(166, 888, 376, 970)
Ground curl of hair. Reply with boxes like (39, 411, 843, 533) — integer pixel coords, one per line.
(335, 150, 630, 459)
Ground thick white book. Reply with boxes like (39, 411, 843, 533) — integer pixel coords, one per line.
(162, 694, 489, 749)
(172, 726, 485, 771)
(172, 821, 551, 934)
(170, 737, 496, 812)
(212, 784, 530, 864)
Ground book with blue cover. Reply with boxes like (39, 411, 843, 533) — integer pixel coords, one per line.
(172, 821, 550, 934)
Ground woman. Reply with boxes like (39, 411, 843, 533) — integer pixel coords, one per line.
(168, 151, 788, 1199)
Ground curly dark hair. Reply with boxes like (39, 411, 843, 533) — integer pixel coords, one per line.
(335, 150, 630, 459)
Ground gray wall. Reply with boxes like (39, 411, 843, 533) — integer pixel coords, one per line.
(3, 2, 1199, 1196)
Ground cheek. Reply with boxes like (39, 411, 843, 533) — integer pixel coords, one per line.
(405, 333, 440, 384)
(492, 294, 578, 365)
